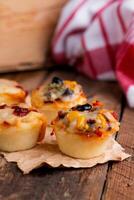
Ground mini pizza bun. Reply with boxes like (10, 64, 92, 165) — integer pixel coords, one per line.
(0, 79, 27, 105)
(52, 103, 120, 159)
(0, 105, 46, 152)
(31, 89, 58, 123)
(31, 77, 87, 123)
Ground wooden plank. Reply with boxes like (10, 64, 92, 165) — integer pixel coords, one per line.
(101, 106, 134, 200)
(0, 70, 48, 91)
(0, 70, 123, 200)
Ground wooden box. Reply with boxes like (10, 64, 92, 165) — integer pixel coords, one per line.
(0, 0, 67, 72)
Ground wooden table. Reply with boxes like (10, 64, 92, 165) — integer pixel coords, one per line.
(0, 69, 133, 200)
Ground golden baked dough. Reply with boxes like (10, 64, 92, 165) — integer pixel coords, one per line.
(52, 101, 120, 159)
(0, 79, 27, 105)
(31, 77, 87, 123)
(0, 105, 46, 152)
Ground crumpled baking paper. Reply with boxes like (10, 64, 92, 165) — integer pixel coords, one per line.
(1, 130, 130, 174)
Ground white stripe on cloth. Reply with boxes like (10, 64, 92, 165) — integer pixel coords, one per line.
(97, 71, 116, 80)
(121, 0, 134, 29)
(102, 2, 125, 45)
(53, 0, 90, 53)
(127, 85, 134, 107)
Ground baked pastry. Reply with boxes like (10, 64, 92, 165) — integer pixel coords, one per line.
(31, 77, 87, 123)
(0, 79, 27, 105)
(52, 101, 120, 159)
(0, 105, 46, 152)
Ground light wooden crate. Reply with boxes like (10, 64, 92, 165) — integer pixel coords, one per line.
(0, 0, 67, 72)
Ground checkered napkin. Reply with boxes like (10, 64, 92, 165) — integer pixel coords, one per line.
(52, 0, 134, 107)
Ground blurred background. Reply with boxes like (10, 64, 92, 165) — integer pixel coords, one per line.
(0, 0, 67, 72)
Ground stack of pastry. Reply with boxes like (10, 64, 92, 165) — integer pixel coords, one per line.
(0, 77, 120, 161)
(31, 76, 120, 159)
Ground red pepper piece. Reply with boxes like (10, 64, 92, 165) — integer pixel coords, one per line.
(50, 130, 55, 136)
(95, 129, 102, 137)
(0, 104, 7, 109)
(12, 106, 30, 117)
(3, 121, 10, 127)
(112, 112, 118, 120)
(93, 100, 103, 107)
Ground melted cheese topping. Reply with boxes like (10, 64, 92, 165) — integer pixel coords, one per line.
(31, 79, 87, 115)
(0, 79, 27, 105)
(0, 106, 44, 127)
(62, 81, 81, 101)
(41, 80, 86, 102)
(0, 79, 24, 95)
(54, 108, 120, 137)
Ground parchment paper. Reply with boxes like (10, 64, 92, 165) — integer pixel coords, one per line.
(1, 131, 130, 174)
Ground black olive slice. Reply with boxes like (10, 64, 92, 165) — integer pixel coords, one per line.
(72, 103, 92, 111)
(52, 77, 63, 84)
(63, 88, 73, 96)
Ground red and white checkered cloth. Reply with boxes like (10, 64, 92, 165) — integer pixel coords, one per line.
(52, 0, 134, 107)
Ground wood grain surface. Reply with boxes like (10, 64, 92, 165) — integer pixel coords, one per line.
(0, 69, 133, 200)
(102, 107, 134, 200)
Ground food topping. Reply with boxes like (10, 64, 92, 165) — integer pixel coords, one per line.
(54, 101, 119, 137)
(2, 121, 10, 127)
(0, 104, 33, 118)
(94, 129, 103, 137)
(87, 119, 96, 125)
(0, 105, 43, 128)
(0, 80, 26, 96)
(92, 100, 103, 107)
(43, 77, 69, 102)
(0, 104, 6, 109)
(52, 77, 63, 85)
(12, 106, 30, 117)
(58, 111, 67, 119)
(72, 103, 92, 111)
(43, 77, 82, 102)
(15, 85, 27, 96)
(111, 111, 118, 120)
(63, 88, 73, 96)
